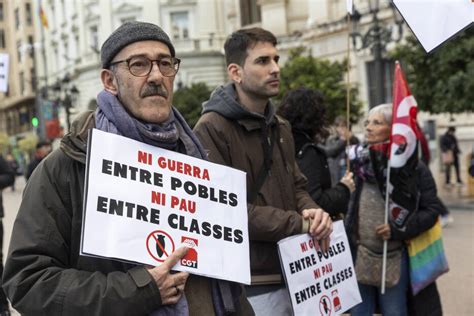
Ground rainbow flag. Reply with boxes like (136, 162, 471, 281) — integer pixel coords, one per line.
(407, 219, 449, 295)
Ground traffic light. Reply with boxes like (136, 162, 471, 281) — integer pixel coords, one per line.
(31, 116, 39, 127)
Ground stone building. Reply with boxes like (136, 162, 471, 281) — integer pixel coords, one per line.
(0, 0, 37, 137)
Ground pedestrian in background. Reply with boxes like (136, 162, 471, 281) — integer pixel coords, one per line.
(194, 28, 332, 316)
(347, 104, 443, 316)
(25, 141, 52, 180)
(440, 126, 462, 186)
(278, 88, 355, 216)
(4, 155, 18, 192)
(325, 116, 359, 185)
(3, 21, 252, 316)
(0, 154, 14, 316)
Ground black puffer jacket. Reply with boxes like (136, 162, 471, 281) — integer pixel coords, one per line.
(293, 131, 350, 216)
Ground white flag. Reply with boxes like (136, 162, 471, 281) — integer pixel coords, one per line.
(347, 0, 354, 15)
(0, 53, 9, 93)
(393, 0, 473, 53)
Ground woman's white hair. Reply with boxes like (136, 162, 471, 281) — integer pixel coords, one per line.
(368, 103, 392, 124)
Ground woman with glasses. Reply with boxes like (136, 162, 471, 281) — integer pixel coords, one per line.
(347, 103, 443, 316)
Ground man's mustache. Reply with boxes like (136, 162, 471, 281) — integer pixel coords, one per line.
(141, 85, 168, 98)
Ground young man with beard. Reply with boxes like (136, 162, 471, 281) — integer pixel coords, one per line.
(3, 21, 252, 316)
(194, 28, 333, 315)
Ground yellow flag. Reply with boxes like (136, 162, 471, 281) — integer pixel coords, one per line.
(39, 6, 48, 28)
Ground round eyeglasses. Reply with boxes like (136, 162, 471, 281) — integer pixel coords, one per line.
(110, 56, 181, 77)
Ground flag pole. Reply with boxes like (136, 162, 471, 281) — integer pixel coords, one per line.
(381, 157, 391, 294)
(345, 6, 352, 172)
(381, 60, 400, 294)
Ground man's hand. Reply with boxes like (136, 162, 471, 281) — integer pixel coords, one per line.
(336, 125, 352, 141)
(340, 171, 355, 193)
(375, 224, 391, 240)
(302, 208, 333, 252)
(146, 246, 190, 305)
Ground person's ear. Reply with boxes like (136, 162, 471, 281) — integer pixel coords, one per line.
(227, 63, 242, 84)
(101, 69, 118, 95)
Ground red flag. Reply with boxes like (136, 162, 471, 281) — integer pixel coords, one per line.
(389, 62, 419, 168)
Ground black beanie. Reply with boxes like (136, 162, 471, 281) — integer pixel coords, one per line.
(100, 21, 175, 69)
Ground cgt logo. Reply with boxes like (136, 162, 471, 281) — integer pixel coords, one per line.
(181, 237, 198, 268)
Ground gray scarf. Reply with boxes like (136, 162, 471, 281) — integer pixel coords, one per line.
(96, 90, 206, 159)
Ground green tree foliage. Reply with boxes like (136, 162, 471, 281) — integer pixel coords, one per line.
(17, 134, 38, 158)
(0, 133, 9, 154)
(278, 47, 363, 124)
(173, 82, 213, 128)
(390, 28, 474, 114)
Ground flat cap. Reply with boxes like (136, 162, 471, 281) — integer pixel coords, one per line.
(100, 21, 175, 68)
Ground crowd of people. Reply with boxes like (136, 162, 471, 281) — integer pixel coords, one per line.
(0, 21, 464, 316)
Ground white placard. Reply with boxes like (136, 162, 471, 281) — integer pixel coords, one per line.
(81, 129, 250, 284)
(278, 221, 361, 315)
(393, 0, 473, 53)
(0, 53, 9, 93)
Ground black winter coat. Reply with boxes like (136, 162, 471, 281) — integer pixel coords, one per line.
(293, 131, 350, 216)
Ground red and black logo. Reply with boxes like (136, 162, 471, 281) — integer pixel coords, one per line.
(181, 236, 198, 269)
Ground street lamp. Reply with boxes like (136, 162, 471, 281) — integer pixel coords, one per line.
(51, 74, 79, 130)
(350, 0, 404, 108)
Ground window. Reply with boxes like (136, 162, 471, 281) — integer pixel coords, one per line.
(366, 59, 394, 108)
(240, 0, 261, 26)
(0, 3, 4, 21)
(19, 71, 25, 94)
(15, 8, 20, 29)
(17, 40, 22, 62)
(64, 41, 69, 62)
(0, 29, 5, 48)
(28, 35, 34, 58)
(170, 12, 189, 40)
(26, 3, 32, 25)
(89, 25, 98, 52)
(30, 67, 36, 91)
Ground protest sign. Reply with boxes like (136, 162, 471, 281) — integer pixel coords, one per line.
(393, 0, 473, 53)
(278, 221, 361, 315)
(81, 129, 250, 284)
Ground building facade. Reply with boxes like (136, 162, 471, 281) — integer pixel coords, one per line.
(2, 0, 470, 157)
(32, 0, 404, 134)
(0, 0, 37, 137)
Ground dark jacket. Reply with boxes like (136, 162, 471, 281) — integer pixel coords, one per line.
(325, 135, 359, 185)
(347, 160, 443, 315)
(0, 155, 15, 218)
(25, 157, 42, 180)
(194, 83, 318, 284)
(293, 131, 350, 216)
(3, 111, 253, 316)
(440, 133, 460, 155)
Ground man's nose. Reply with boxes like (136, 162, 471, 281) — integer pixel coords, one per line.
(147, 62, 164, 83)
(270, 60, 280, 75)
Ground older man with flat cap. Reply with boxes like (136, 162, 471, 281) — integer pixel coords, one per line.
(3, 21, 253, 316)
